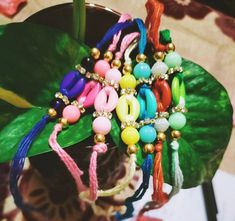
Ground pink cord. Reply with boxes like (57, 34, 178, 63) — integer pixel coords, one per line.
(89, 143, 108, 200)
(115, 32, 140, 60)
(108, 13, 132, 52)
(49, 124, 87, 208)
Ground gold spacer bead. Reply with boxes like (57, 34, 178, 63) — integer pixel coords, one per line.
(166, 43, 175, 52)
(171, 130, 181, 140)
(48, 108, 57, 118)
(104, 51, 113, 62)
(127, 144, 138, 155)
(136, 54, 146, 63)
(91, 47, 100, 60)
(111, 59, 121, 69)
(59, 118, 69, 128)
(157, 132, 166, 141)
(154, 51, 165, 61)
(143, 144, 155, 154)
(123, 64, 132, 75)
(94, 134, 105, 144)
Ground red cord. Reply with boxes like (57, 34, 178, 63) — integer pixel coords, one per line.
(145, 0, 166, 51)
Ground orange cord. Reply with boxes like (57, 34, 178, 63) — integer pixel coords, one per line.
(152, 141, 168, 204)
(145, 0, 166, 51)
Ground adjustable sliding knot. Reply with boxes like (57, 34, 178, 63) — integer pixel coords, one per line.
(93, 143, 108, 154)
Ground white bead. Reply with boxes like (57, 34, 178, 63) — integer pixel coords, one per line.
(151, 61, 168, 76)
(154, 117, 169, 132)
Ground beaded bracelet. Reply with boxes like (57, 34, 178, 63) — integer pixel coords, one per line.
(79, 35, 140, 218)
(168, 55, 186, 198)
(151, 52, 172, 205)
(86, 32, 139, 202)
(10, 71, 86, 212)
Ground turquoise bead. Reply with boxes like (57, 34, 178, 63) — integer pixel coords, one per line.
(164, 52, 182, 68)
(169, 112, 186, 130)
(133, 62, 151, 79)
(139, 125, 157, 143)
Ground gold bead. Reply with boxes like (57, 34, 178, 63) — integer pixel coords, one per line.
(171, 130, 181, 139)
(104, 51, 113, 62)
(154, 51, 165, 61)
(123, 64, 132, 75)
(127, 144, 138, 155)
(136, 54, 146, 63)
(91, 47, 100, 60)
(48, 108, 57, 118)
(167, 43, 175, 52)
(59, 118, 68, 128)
(94, 134, 105, 144)
(143, 144, 155, 154)
(157, 132, 166, 141)
(111, 59, 121, 69)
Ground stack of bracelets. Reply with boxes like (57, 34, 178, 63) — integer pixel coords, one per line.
(9, 1, 188, 220)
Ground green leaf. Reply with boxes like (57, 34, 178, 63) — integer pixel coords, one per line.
(0, 22, 89, 162)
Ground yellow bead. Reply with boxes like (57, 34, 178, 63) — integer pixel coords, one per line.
(127, 144, 138, 155)
(91, 47, 100, 60)
(143, 144, 155, 154)
(136, 54, 146, 63)
(157, 132, 166, 141)
(120, 75, 137, 89)
(167, 43, 175, 52)
(59, 118, 68, 128)
(48, 108, 57, 118)
(121, 127, 140, 145)
(116, 95, 140, 123)
(94, 134, 106, 144)
(104, 51, 113, 62)
(111, 59, 121, 69)
(171, 130, 181, 140)
(123, 64, 132, 75)
(154, 51, 165, 61)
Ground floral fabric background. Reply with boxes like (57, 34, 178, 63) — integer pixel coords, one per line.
(0, 0, 235, 220)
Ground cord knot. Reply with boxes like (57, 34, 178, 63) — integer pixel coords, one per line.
(93, 143, 108, 154)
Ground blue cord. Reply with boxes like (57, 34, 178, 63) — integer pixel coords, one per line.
(96, 21, 135, 50)
(134, 18, 147, 54)
(116, 154, 153, 220)
(10, 115, 50, 212)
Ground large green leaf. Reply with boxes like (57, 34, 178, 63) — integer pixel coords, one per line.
(0, 22, 90, 162)
(0, 23, 232, 188)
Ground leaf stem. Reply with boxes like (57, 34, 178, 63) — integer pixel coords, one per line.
(73, 0, 86, 42)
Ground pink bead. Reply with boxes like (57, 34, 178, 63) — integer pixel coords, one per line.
(94, 60, 110, 78)
(105, 68, 122, 84)
(62, 105, 80, 124)
(92, 116, 111, 135)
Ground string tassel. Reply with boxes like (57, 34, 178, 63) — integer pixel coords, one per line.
(169, 140, 183, 198)
(10, 115, 50, 212)
(116, 154, 153, 220)
(152, 141, 168, 205)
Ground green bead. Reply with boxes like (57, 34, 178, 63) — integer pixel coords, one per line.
(164, 52, 182, 68)
(133, 62, 151, 79)
(169, 112, 186, 130)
